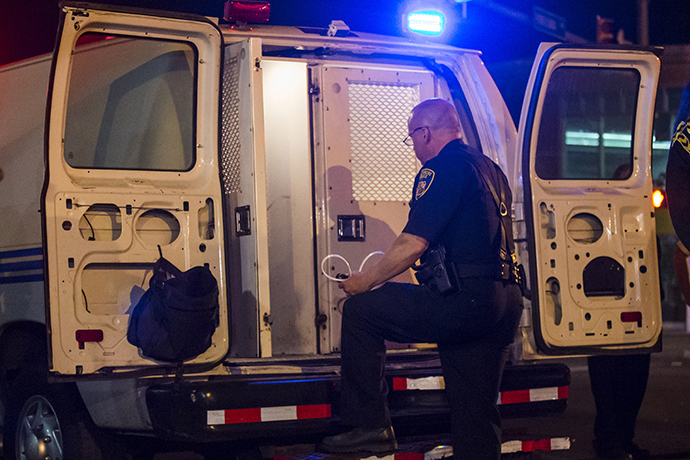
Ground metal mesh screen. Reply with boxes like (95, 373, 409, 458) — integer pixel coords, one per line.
(220, 48, 241, 194)
(348, 82, 420, 202)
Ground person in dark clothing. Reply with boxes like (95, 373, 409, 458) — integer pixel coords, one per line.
(588, 354, 651, 460)
(588, 260, 662, 460)
(587, 163, 654, 460)
(319, 98, 523, 460)
(667, 76, 690, 250)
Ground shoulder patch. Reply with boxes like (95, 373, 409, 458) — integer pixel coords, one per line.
(673, 121, 690, 155)
(415, 168, 435, 200)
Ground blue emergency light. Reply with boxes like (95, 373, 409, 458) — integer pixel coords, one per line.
(407, 10, 446, 36)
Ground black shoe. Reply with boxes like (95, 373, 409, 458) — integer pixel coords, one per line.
(594, 441, 633, 460)
(625, 444, 651, 460)
(319, 426, 397, 454)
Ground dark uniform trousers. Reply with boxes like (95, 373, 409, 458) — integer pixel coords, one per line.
(339, 277, 523, 460)
(587, 354, 651, 451)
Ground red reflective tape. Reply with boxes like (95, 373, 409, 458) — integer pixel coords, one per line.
(500, 389, 530, 404)
(522, 439, 552, 452)
(394, 453, 424, 460)
(75, 329, 103, 343)
(521, 441, 535, 453)
(558, 386, 569, 399)
(296, 404, 331, 420)
(225, 408, 261, 424)
(75, 329, 104, 350)
(621, 311, 642, 322)
(500, 387, 568, 405)
(392, 378, 408, 391)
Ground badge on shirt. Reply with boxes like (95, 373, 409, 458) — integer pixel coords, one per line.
(673, 121, 690, 155)
(415, 168, 435, 200)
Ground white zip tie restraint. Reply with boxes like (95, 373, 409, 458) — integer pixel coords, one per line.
(321, 251, 385, 282)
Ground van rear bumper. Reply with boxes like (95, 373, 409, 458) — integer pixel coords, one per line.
(145, 362, 570, 442)
(146, 376, 338, 442)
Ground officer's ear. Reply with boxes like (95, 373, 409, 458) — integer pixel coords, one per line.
(421, 126, 431, 144)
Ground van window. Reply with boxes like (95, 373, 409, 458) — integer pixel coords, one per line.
(64, 34, 196, 171)
(348, 80, 420, 202)
(534, 67, 640, 180)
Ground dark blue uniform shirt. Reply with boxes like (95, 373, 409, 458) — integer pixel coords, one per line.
(403, 139, 506, 268)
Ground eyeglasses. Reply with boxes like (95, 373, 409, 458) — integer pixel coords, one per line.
(403, 126, 427, 146)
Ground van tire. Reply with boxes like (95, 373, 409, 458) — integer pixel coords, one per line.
(2, 372, 108, 460)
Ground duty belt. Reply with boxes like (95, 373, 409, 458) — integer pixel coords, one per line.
(453, 261, 514, 281)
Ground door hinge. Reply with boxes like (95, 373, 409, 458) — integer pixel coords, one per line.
(263, 313, 273, 326)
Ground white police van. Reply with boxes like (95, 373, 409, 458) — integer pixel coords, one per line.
(0, 1, 662, 458)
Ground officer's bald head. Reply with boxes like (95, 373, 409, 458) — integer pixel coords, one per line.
(408, 99, 463, 164)
(410, 99, 462, 135)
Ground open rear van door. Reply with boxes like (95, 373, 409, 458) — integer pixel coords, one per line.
(42, 4, 229, 375)
(517, 44, 662, 355)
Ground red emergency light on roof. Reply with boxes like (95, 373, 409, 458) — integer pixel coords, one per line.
(224, 1, 271, 23)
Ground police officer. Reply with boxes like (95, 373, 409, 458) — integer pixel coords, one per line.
(668, 77, 690, 251)
(320, 98, 523, 460)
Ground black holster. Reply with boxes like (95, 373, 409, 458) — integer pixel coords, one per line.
(413, 246, 459, 295)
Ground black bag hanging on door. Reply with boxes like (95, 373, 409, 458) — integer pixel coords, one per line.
(127, 254, 219, 362)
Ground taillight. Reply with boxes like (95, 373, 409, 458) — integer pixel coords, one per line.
(652, 189, 665, 208)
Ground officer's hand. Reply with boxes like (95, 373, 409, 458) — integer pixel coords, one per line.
(338, 272, 370, 296)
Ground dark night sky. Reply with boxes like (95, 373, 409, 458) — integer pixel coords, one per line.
(1, 1, 688, 67)
(1, 0, 61, 66)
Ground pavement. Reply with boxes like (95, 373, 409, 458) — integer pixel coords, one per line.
(153, 323, 690, 460)
(501, 322, 690, 459)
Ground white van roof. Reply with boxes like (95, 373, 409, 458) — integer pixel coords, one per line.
(220, 23, 481, 58)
